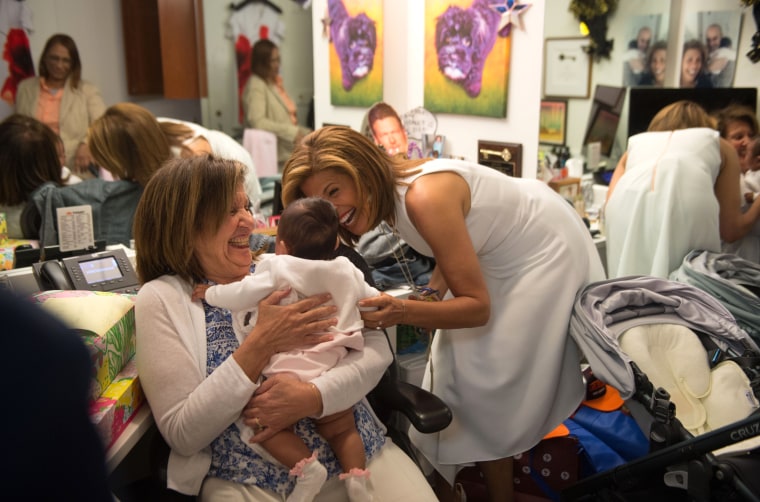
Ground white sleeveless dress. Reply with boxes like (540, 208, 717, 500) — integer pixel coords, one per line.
(400, 160, 606, 483)
(605, 128, 721, 279)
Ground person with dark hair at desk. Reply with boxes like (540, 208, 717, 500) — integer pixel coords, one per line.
(0, 114, 63, 239)
(0, 289, 112, 501)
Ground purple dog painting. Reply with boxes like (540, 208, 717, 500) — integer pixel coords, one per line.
(328, 0, 377, 91)
(435, 0, 500, 98)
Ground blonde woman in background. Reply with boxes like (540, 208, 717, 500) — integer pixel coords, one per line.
(88, 103, 261, 203)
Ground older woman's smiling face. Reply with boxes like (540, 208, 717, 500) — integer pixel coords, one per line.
(194, 188, 255, 284)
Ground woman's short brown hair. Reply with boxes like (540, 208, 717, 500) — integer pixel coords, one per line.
(88, 103, 172, 186)
(133, 155, 245, 284)
(281, 126, 420, 245)
(250, 39, 277, 81)
(714, 104, 759, 139)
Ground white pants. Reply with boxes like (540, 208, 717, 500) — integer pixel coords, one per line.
(199, 440, 437, 501)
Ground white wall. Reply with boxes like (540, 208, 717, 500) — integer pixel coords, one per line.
(311, 0, 547, 178)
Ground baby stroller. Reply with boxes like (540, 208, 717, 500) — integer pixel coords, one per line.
(565, 275, 760, 501)
(671, 250, 760, 345)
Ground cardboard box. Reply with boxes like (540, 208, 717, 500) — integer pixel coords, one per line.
(34, 290, 136, 400)
(89, 358, 144, 449)
(549, 177, 581, 200)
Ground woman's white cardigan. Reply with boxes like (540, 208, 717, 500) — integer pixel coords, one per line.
(135, 275, 391, 495)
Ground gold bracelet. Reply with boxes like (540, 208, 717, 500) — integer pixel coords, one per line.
(309, 383, 323, 415)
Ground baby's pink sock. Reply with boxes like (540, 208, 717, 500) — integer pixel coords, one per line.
(287, 452, 327, 502)
(339, 468, 373, 502)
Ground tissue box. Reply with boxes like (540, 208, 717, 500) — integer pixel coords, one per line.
(89, 358, 144, 449)
(34, 290, 136, 400)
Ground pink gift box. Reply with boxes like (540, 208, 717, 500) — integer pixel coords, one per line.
(88, 358, 144, 449)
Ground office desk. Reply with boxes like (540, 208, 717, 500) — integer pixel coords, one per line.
(106, 404, 154, 473)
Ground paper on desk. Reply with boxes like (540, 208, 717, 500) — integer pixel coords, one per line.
(56, 204, 94, 252)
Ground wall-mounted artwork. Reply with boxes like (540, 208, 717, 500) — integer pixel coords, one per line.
(423, 0, 511, 118)
(621, 12, 669, 87)
(682, 9, 743, 88)
(539, 100, 567, 146)
(327, 0, 383, 107)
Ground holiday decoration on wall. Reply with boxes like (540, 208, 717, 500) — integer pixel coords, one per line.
(491, 0, 531, 37)
(326, 0, 383, 107)
(0, 0, 34, 121)
(424, 0, 512, 118)
(569, 0, 618, 61)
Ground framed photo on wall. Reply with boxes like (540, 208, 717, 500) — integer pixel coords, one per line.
(543, 38, 592, 99)
(539, 99, 568, 146)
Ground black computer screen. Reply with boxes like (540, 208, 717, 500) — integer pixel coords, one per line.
(628, 87, 758, 137)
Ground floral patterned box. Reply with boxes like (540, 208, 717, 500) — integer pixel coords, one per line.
(34, 290, 137, 400)
(0, 239, 34, 270)
(89, 358, 144, 449)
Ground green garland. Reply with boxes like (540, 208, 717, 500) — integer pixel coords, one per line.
(569, 0, 619, 61)
(568, 0, 618, 20)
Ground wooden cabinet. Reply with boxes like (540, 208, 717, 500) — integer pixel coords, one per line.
(121, 0, 207, 99)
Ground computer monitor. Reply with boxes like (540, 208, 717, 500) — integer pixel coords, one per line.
(627, 87, 758, 137)
(583, 85, 626, 158)
(584, 108, 622, 159)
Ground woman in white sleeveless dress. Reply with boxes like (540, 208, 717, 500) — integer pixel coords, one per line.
(281, 126, 606, 501)
(605, 100, 760, 278)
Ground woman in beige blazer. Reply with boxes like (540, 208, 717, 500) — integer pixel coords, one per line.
(242, 39, 311, 168)
(15, 34, 106, 169)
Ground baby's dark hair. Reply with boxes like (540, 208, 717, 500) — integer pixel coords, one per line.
(277, 197, 339, 260)
(751, 135, 760, 159)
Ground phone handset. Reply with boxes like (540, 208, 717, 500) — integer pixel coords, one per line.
(39, 260, 74, 290)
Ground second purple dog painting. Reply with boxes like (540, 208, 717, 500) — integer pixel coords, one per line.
(424, 0, 512, 117)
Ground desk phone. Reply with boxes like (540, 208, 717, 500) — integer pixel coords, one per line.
(32, 248, 140, 294)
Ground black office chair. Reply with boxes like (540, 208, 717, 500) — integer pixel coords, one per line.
(335, 243, 452, 462)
